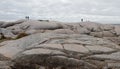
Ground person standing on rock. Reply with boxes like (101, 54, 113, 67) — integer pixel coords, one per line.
(81, 18, 83, 22)
(25, 16, 29, 20)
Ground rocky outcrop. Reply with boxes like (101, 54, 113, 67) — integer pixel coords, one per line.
(9, 20, 63, 30)
(1, 20, 120, 39)
(0, 20, 120, 69)
(5, 20, 63, 37)
(64, 22, 120, 37)
(0, 33, 119, 69)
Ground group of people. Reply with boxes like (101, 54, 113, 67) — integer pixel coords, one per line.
(25, 16, 29, 20)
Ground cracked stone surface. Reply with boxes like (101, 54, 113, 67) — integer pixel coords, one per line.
(0, 33, 119, 69)
(0, 20, 120, 69)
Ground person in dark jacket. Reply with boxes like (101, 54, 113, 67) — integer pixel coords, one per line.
(81, 18, 83, 22)
(25, 16, 29, 20)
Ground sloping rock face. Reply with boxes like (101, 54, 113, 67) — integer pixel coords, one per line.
(0, 19, 26, 28)
(104, 37, 120, 46)
(0, 28, 17, 39)
(0, 33, 119, 69)
(49, 29, 75, 34)
(7, 20, 62, 32)
(0, 20, 120, 69)
(0, 19, 63, 40)
(1, 20, 120, 39)
(4, 20, 63, 38)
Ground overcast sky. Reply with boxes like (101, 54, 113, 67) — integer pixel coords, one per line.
(0, 0, 120, 24)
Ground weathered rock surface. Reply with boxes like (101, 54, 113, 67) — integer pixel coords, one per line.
(62, 22, 120, 38)
(0, 33, 119, 69)
(0, 19, 26, 28)
(1, 20, 120, 39)
(9, 20, 62, 30)
(5, 20, 63, 37)
(104, 37, 120, 46)
(49, 29, 75, 34)
(0, 28, 17, 39)
(114, 25, 120, 36)
(0, 20, 120, 69)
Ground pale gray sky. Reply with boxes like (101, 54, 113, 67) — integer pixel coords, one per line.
(0, 0, 120, 24)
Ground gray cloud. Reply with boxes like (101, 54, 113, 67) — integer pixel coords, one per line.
(0, 0, 120, 24)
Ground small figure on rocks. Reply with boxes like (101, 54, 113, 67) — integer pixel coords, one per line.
(81, 18, 83, 22)
(25, 16, 29, 20)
